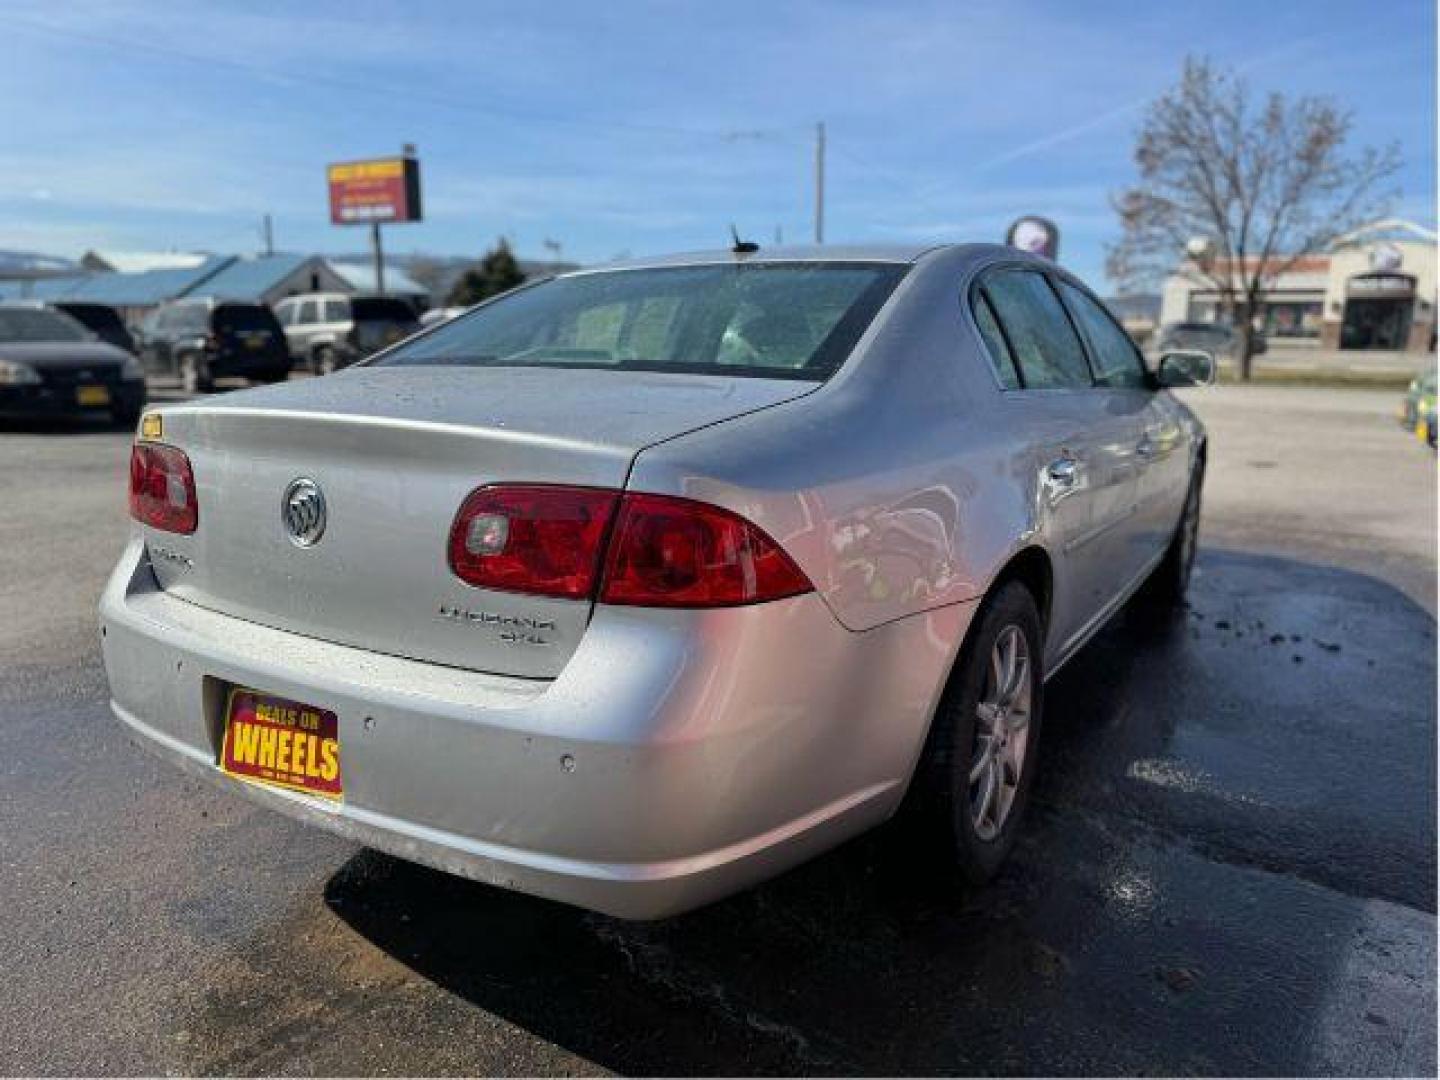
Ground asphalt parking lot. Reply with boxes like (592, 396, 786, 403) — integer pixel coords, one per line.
(0, 384, 1434, 1076)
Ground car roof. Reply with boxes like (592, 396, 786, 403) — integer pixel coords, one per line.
(567, 243, 961, 276)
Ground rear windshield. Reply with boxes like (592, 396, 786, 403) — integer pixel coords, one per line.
(352, 297, 417, 324)
(374, 262, 908, 379)
(0, 307, 88, 342)
(213, 304, 281, 334)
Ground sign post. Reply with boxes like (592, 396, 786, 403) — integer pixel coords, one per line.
(327, 148, 422, 294)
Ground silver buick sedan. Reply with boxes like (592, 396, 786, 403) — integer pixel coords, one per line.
(100, 244, 1212, 918)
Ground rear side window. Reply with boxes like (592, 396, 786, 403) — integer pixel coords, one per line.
(213, 304, 281, 334)
(982, 271, 1092, 390)
(1057, 282, 1148, 389)
(972, 293, 1020, 389)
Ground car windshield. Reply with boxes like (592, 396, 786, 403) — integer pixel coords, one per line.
(375, 262, 908, 379)
(0, 307, 89, 343)
(352, 297, 416, 324)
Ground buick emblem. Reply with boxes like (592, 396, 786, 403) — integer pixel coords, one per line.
(282, 478, 327, 547)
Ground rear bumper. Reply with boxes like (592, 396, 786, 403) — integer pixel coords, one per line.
(99, 538, 971, 918)
(209, 348, 291, 378)
(0, 378, 145, 418)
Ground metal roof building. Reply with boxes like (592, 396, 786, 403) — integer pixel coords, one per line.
(0, 254, 358, 319)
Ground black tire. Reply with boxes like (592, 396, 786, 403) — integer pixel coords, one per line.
(1142, 457, 1204, 607)
(179, 352, 213, 395)
(908, 579, 1045, 885)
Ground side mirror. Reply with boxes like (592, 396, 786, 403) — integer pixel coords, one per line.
(1156, 350, 1216, 388)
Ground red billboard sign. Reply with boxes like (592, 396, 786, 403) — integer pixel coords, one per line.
(327, 156, 423, 225)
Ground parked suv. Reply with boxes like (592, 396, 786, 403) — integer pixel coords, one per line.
(139, 299, 290, 393)
(273, 293, 420, 373)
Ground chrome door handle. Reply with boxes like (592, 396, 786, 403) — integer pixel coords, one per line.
(1046, 456, 1079, 487)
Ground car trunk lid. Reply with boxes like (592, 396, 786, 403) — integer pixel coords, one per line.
(145, 366, 814, 678)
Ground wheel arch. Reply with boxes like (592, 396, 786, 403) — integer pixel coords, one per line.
(987, 544, 1053, 638)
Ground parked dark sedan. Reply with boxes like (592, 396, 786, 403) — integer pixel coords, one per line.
(138, 298, 290, 393)
(0, 304, 146, 425)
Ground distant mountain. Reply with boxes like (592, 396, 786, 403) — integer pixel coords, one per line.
(0, 249, 81, 280)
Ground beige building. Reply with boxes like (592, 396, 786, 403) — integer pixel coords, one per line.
(1160, 219, 1437, 353)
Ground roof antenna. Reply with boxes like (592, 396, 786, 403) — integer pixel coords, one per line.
(730, 223, 759, 255)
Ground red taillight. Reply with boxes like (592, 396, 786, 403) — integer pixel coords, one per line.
(601, 493, 812, 607)
(446, 484, 812, 608)
(448, 485, 619, 600)
(129, 443, 198, 534)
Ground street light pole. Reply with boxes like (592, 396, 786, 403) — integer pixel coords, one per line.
(813, 121, 826, 245)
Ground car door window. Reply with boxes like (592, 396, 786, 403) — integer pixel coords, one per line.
(298, 300, 318, 326)
(982, 270, 1092, 390)
(972, 291, 1020, 389)
(1057, 281, 1149, 389)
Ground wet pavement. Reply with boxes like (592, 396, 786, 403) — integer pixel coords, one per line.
(0, 387, 1435, 1075)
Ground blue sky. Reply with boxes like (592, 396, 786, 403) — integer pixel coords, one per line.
(1, 0, 1434, 287)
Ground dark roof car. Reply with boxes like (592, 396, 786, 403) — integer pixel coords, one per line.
(0, 303, 146, 425)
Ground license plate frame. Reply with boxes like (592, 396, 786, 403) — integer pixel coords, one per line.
(219, 687, 342, 800)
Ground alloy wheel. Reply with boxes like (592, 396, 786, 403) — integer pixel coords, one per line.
(969, 624, 1032, 841)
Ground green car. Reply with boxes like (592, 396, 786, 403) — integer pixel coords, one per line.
(1399, 366, 1436, 431)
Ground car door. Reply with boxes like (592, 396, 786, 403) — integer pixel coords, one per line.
(1054, 279, 1167, 583)
(978, 268, 1146, 656)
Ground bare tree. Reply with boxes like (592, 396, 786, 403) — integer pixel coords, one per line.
(1107, 57, 1400, 378)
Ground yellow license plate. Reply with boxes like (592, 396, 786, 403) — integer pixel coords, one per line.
(76, 385, 110, 406)
(220, 688, 342, 800)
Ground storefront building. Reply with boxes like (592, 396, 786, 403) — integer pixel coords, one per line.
(1159, 219, 1436, 353)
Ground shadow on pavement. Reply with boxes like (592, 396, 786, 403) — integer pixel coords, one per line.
(322, 549, 1436, 1075)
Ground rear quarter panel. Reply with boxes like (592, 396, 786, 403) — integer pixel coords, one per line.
(627, 247, 1057, 638)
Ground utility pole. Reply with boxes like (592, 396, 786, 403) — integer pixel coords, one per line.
(261, 214, 274, 256)
(371, 221, 386, 295)
(813, 121, 826, 245)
